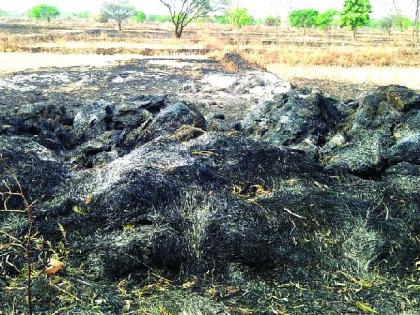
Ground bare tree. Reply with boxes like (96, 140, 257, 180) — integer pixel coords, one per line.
(270, 0, 292, 27)
(159, 0, 229, 38)
(101, 0, 135, 31)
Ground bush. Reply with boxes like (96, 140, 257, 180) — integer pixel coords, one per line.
(133, 10, 146, 23)
(289, 9, 319, 29)
(28, 4, 60, 22)
(265, 16, 281, 27)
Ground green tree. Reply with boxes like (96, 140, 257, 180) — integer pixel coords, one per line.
(133, 11, 146, 23)
(28, 4, 60, 22)
(316, 9, 339, 30)
(265, 16, 281, 27)
(340, 0, 372, 38)
(228, 7, 253, 29)
(159, 0, 229, 38)
(101, 0, 135, 31)
(289, 9, 319, 30)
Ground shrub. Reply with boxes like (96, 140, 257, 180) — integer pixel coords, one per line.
(265, 16, 281, 27)
(133, 10, 146, 23)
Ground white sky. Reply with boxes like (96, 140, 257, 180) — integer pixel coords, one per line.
(0, 0, 415, 19)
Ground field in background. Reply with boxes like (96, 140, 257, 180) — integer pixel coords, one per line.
(0, 18, 419, 89)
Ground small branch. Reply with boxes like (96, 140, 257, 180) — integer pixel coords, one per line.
(284, 208, 307, 219)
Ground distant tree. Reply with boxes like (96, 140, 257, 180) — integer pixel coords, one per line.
(101, 0, 135, 31)
(270, 0, 292, 22)
(95, 12, 110, 24)
(229, 7, 253, 29)
(159, 0, 229, 38)
(289, 9, 319, 31)
(133, 11, 146, 23)
(147, 14, 172, 23)
(265, 16, 281, 27)
(380, 15, 394, 34)
(28, 4, 60, 22)
(0, 10, 8, 17)
(73, 11, 91, 20)
(340, 0, 372, 39)
(214, 14, 230, 24)
(316, 9, 339, 30)
(393, 15, 411, 31)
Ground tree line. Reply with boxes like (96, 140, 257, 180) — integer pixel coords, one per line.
(1, 0, 417, 39)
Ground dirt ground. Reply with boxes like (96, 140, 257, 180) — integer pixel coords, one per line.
(2, 52, 418, 102)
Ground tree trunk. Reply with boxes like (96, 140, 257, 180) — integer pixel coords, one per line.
(118, 21, 122, 32)
(175, 25, 183, 38)
(352, 28, 357, 40)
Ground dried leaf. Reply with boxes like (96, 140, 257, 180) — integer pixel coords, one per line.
(45, 258, 64, 276)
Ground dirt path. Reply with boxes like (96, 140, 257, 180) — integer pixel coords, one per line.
(0, 52, 208, 73)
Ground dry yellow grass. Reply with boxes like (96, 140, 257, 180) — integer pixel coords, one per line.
(1, 19, 419, 68)
(238, 45, 419, 67)
(0, 19, 419, 90)
(267, 63, 420, 90)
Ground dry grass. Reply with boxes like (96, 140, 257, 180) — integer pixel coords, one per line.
(1, 19, 419, 68)
(266, 63, 420, 90)
(239, 45, 419, 67)
(0, 19, 419, 89)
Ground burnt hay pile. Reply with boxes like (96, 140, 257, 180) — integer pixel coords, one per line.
(0, 84, 419, 314)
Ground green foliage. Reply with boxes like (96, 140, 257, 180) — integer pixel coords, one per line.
(133, 10, 146, 23)
(28, 4, 60, 22)
(147, 14, 171, 23)
(214, 14, 229, 24)
(367, 18, 381, 29)
(72, 11, 91, 20)
(228, 7, 253, 29)
(0, 9, 9, 17)
(377, 15, 411, 33)
(340, 0, 372, 31)
(393, 15, 411, 31)
(265, 16, 281, 27)
(316, 9, 339, 30)
(289, 9, 319, 29)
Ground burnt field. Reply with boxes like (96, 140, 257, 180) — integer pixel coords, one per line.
(0, 53, 419, 314)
